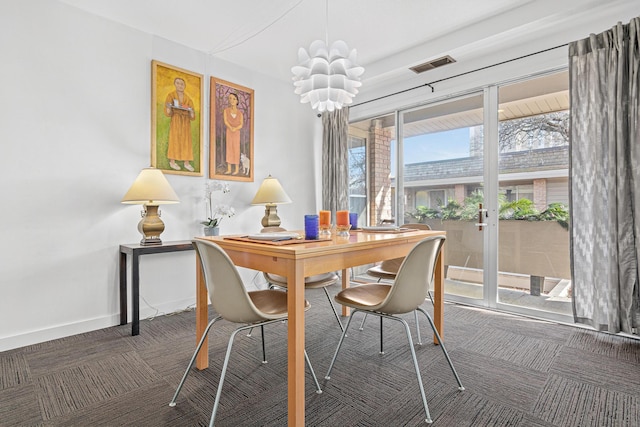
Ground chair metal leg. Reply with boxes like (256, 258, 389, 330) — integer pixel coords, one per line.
(396, 315, 433, 424)
(360, 312, 424, 346)
(209, 321, 283, 426)
(358, 314, 367, 330)
(304, 350, 322, 394)
(260, 322, 321, 393)
(169, 315, 222, 407)
(413, 289, 437, 346)
(415, 289, 434, 345)
(172, 318, 323, 425)
(379, 316, 384, 354)
(170, 318, 283, 427)
(326, 310, 434, 424)
(358, 276, 384, 331)
(322, 286, 345, 332)
(260, 325, 267, 364)
(414, 310, 422, 346)
(416, 307, 464, 390)
(325, 311, 358, 380)
(209, 325, 247, 427)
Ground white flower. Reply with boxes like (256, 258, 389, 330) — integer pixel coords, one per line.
(202, 181, 234, 227)
(214, 204, 235, 217)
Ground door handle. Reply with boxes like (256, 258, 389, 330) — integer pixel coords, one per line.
(476, 203, 487, 230)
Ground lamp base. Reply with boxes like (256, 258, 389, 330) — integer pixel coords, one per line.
(138, 204, 165, 246)
(261, 204, 281, 228)
(140, 236, 162, 246)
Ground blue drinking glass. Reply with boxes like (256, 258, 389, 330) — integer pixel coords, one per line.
(349, 212, 358, 230)
(304, 214, 319, 240)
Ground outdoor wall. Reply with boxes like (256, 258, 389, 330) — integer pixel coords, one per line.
(423, 219, 570, 280)
(0, 0, 320, 351)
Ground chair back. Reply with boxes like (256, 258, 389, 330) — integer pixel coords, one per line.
(377, 223, 432, 274)
(403, 223, 432, 230)
(192, 239, 265, 324)
(377, 235, 445, 314)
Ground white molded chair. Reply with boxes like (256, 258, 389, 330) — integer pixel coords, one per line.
(324, 236, 464, 424)
(361, 223, 433, 344)
(169, 239, 321, 427)
(365, 223, 433, 281)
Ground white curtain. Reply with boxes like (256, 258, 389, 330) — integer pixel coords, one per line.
(569, 17, 640, 334)
(322, 107, 349, 216)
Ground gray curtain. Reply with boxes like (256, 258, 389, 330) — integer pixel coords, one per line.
(569, 17, 640, 334)
(322, 107, 349, 216)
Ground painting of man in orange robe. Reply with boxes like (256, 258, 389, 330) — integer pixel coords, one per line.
(165, 77, 196, 172)
(151, 60, 203, 176)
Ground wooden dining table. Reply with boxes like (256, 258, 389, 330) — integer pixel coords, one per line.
(193, 229, 446, 427)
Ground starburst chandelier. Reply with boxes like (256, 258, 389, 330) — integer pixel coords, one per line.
(291, 1, 364, 112)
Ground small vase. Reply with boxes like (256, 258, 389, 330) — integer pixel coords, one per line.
(203, 226, 219, 236)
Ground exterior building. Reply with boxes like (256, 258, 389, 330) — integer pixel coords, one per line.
(402, 144, 569, 216)
(352, 109, 570, 224)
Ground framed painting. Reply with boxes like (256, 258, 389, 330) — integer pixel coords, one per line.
(210, 77, 254, 181)
(151, 60, 203, 176)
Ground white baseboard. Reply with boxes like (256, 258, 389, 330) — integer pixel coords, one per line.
(0, 298, 196, 352)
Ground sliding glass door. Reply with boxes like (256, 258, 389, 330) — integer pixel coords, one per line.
(348, 70, 572, 322)
(399, 93, 487, 304)
(496, 72, 572, 321)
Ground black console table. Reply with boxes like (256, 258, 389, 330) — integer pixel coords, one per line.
(119, 241, 195, 335)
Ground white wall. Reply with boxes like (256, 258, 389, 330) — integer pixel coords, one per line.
(0, 0, 319, 351)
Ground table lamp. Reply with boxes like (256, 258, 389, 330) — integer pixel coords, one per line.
(251, 175, 292, 227)
(121, 167, 180, 246)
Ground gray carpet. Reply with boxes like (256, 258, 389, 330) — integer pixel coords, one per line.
(1, 284, 639, 426)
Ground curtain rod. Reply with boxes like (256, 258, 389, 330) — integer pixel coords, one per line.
(351, 42, 569, 108)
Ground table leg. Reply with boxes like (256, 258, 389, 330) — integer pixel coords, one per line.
(287, 260, 305, 426)
(131, 253, 140, 336)
(119, 251, 128, 326)
(341, 268, 350, 317)
(195, 256, 209, 370)
(433, 251, 444, 344)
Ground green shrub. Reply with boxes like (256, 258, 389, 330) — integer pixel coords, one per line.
(537, 202, 569, 229)
(408, 194, 569, 229)
(411, 205, 441, 221)
(499, 198, 538, 220)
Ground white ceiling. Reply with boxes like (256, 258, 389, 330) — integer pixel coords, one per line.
(58, 0, 638, 88)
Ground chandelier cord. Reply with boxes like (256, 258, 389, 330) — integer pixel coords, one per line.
(325, 0, 329, 46)
(208, 0, 304, 56)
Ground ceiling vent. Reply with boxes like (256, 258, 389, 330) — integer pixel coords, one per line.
(410, 55, 456, 74)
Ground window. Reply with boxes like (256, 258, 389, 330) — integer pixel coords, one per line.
(348, 135, 367, 218)
(415, 189, 445, 209)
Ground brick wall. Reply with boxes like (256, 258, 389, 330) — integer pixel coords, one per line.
(454, 184, 466, 204)
(369, 119, 393, 225)
(533, 179, 547, 211)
